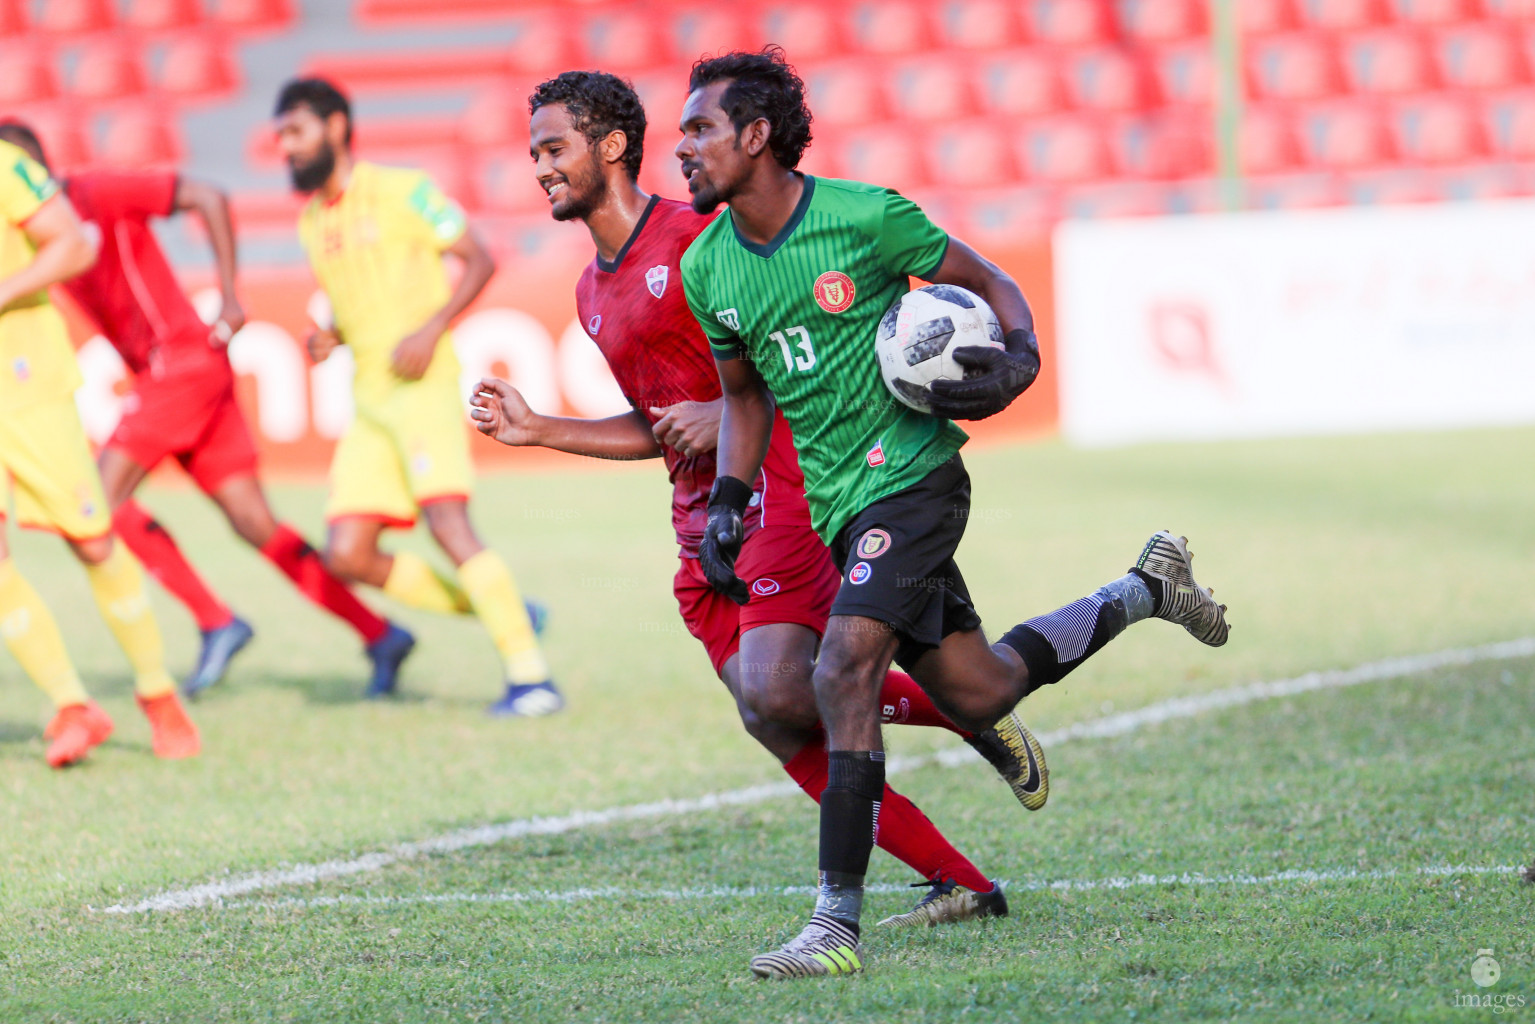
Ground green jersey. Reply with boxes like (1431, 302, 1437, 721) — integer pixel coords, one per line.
(681, 176, 968, 543)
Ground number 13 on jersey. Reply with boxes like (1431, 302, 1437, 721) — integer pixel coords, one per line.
(770, 326, 817, 373)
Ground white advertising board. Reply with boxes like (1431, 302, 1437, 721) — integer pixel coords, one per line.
(1055, 200, 1535, 446)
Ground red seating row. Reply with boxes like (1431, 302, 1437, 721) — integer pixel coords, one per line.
(1249, 24, 1534, 99)
(3, 103, 185, 169)
(0, 35, 240, 105)
(2, 0, 292, 35)
(350, 0, 1535, 49)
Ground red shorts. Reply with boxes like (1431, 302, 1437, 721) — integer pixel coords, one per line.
(108, 367, 258, 494)
(674, 524, 842, 676)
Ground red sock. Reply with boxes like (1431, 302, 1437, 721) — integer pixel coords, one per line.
(879, 670, 970, 737)
(113, 501, 233, 632)
(259, 524, 389, 645)
(784, 737, 992, 893)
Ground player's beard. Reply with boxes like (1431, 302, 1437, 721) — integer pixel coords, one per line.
(550, 162, 606, 222)
(288, 142, 337, 194)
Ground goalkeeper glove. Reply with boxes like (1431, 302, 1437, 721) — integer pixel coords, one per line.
(926, 328, 1040, 421)
(700, 475, 752, 606)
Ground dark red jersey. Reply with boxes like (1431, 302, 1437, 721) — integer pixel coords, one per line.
(63, 170, 226, 379)
(574, 196, 812, 557)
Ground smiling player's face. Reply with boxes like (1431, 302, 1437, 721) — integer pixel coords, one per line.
(675, 80, 751, 215)
(529, 103, 607, 223)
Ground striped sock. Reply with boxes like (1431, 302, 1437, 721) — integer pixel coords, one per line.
(999, 574, 1153, 694)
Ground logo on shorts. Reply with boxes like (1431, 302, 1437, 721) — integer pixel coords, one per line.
(588, 315, 602, 335)
(883, 698, 911, 724)
(856, 529, 892, 560)
(646, 265, 669, 298)
(866, 440, 885, 468)
(813, 271, 855, 314)
(751, 578, 781, 597)
(848, 561, 873, 585)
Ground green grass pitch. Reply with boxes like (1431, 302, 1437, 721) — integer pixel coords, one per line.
(1, 427, 1532, 1023)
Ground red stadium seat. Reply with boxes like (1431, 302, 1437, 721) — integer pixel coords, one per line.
(1247, 34, 1343, 101)
(1383, 0, 1473, 23)
(1116, 0, 1206, 42)
(934, 0, 1021, 49)
(1293, 0, 1385, 30)
(476, 152, 548, 215)
(356, 116, 461, 150)
(0, 0, 27, 33)
(956, 187, 1057, 249)
(1440, 165, 1530, 200)
(1016, 116, 1111, 181)
(1245, 173, 1345, 209)
(460, 88, 528, 151)
(973, 50, 1065, 117)
(845, 1, 927, 54)
(36, 0, 115, 34)
(1240, 0, 1298, 35)
(506, 12, 571, 74)
(885, 57, 974, 122)
(830, 128, 927, 189)
(69, 39, 150, 100)
(1105, 113, 1212, 178)
(578, 9, 660, 70)
(125, 0, 205, 31)
(1295, 101, 1393, 167)
(9, 107, 91, 170)
(1433, 26, 1526, 90)
(303, 49, 508, 93)
(667, 8, 753, 63)
(628, 71, 687, 136)
(99, 106, 184, 166)
(1061, 47, 1152, 111)
(0, 45, 58, 105)
(1388, 96, 1485, 162)
(1022, 0, 1113, 45)
(1482, 91, 1535, 158)
(1150, 41, 1214, 106)
(1340, 30, 1435, 94)
(159, 35, 240, 99)
(756, 5, 843, 60)
(1344, 170, 1444, 203)
(1061, 181, 1173, 218)
(1241, 106, 1302, 173)
(1477, 0, 1535, 15)
(208, 0, 293, 30)
(920, 121, 1017, 188)
(802, 62, 888, 127)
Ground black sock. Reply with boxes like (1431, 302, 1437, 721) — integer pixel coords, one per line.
(999, 592, 1131, 694)
(817, 750, 885, 928)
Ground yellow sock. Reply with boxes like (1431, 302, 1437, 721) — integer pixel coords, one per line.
(84, 546, 175, 699)
(0, 558, 90, 708)
(457, 550, 550, 684)
(383, 550, 473, 614)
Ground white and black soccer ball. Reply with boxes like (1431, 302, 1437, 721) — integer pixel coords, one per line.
(875, 284, 1005, 414)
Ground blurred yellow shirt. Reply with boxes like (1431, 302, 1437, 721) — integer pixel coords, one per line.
(0, 139, 81, 411)
(298, 161, 468, 413)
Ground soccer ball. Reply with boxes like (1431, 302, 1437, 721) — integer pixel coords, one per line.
(875, 284, 1004, 414)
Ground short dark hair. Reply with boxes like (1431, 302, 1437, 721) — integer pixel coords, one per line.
(528, 71, 647, 181)
(688, 46, 813, 170)
(0, 120, 46, 167)
(275, 77, 353, 144)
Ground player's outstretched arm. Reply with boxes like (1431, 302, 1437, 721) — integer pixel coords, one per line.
(470, 377, 661, 460)
(922, 236, 1041, 421)
(0, 195, 97, 308)
(174, 178, 244, 343)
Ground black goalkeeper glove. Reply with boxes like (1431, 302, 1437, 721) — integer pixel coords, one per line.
(926, 328, 1041, 421)
(699, 475, 752, 606)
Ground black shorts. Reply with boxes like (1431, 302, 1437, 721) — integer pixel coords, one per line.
(828, 454, 983, 670)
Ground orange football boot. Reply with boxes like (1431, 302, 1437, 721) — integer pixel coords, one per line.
(45, 702, 115, 768)
(136, 692, 201, 759)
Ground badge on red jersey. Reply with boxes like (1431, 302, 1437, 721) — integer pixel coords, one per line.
(588, 315, 602, 336)
(814, 271, 855, 314)
(646, 265, 669, 298)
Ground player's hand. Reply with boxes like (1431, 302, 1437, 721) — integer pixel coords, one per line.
(926, 330, 1041, 421)
(392, 322, 441, 381)
(649, 399, 723, 456)
(306, 325, 342, 363)
(470, 377, 542, 446)
(210, 295, 247, 348)
(699, 476, 751, 606)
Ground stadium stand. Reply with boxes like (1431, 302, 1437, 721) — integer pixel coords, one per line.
(1, 0, 1530, 265)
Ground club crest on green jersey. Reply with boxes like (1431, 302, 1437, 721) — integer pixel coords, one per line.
(814, 271, 855, 313)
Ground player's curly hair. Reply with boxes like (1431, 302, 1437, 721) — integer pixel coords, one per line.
(528, 71, 647, 181)
(688, 46, 813, 170)
(275, 77, 353, 145)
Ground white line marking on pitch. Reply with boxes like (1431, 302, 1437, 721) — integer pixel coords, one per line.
(98, 637, 1535, 915)
(218, 864, 1525, 912)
